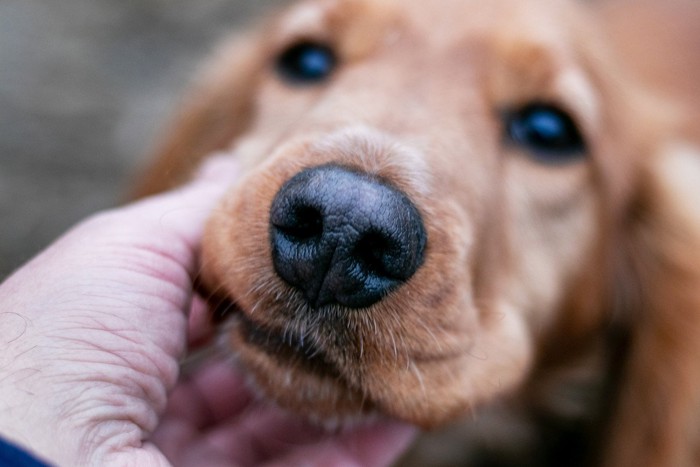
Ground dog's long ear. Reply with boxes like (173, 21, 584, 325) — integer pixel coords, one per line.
(129, 31, 267, 199)
(605, 143, 700, 467)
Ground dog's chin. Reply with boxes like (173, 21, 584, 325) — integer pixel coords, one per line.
(217, 302, 379, 426)
(208, 295, 520, 428)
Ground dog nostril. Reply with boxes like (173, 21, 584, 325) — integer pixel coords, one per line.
(269, 164, 426, 309)
(354, 230, 398, 279)
(274, 205, 324, 242)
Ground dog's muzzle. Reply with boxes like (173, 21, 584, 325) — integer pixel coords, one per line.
(270, 164, 427, 309)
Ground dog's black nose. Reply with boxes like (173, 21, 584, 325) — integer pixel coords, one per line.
(270, 164, 426, 309)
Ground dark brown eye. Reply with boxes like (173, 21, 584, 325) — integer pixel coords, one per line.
(275, 41, 337, 85)
(506, 103, 586, 163)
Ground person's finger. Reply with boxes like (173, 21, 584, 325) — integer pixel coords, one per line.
(0, 155, 241, 464)
(1, 153, 240, 309)
(171, 440, 236, 467)
(144, 418, 199, 466)
(263, 421, 417, 467)
(150, 360, 256, 463)
(187, 293, 216, 348)
(103, 154, 240, 264)
(15, 154, 242, 364)
(160, 360, 255, 429)
(200, 404, 326, 465)
(196, 404, 416, 467)
(153, 364, 416, 467)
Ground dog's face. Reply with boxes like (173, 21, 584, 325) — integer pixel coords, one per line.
(196, 0, 661, 427)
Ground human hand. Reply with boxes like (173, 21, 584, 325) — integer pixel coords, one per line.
(151, 358, 416, 467)
(0, 157, 416, 466)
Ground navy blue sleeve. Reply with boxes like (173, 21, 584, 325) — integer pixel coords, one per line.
(0, 437, 51, 467)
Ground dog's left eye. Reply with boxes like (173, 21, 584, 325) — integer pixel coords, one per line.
(275, 41, 337, 85)
(506, 103, 586, 162)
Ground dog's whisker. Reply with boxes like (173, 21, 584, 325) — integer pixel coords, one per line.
(409, 361, 427, 399)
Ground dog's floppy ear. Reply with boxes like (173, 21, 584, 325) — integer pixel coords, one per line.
(605, 142, 700, 467)
(129, 31, 267, 198)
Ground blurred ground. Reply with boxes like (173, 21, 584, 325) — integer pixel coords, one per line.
(0, 0, 286, 278)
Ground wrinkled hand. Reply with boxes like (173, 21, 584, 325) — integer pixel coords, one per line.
(0, 157, 416, 466)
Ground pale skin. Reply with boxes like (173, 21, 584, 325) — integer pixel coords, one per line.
(0, 157, 416, 467)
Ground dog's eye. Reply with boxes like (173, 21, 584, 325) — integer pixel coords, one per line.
(506, 104, 586, 162)
(275, 41, 337, 84)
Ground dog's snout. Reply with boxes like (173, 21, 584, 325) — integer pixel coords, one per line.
(270, 164, 426, 309)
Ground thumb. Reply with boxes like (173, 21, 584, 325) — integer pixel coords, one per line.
(117, 154, 241, 257)
(0, 155, 240, 466)
(0, 154, 240, 320)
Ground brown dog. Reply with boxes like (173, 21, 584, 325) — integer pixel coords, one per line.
(133, 0, 700, 465)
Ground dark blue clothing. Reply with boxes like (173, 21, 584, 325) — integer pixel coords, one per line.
(0, 438, 50, 467)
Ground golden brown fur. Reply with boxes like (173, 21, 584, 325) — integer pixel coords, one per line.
(134, 0, 700, 465)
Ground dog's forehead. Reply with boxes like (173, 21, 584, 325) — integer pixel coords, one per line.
(280, 0, 581, 48)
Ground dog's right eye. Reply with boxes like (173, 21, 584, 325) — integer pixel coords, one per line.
(505, 103, 586, 163)
(275, 42, 337, 85)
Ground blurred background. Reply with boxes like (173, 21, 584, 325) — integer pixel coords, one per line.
(0, 0, 286, 278)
